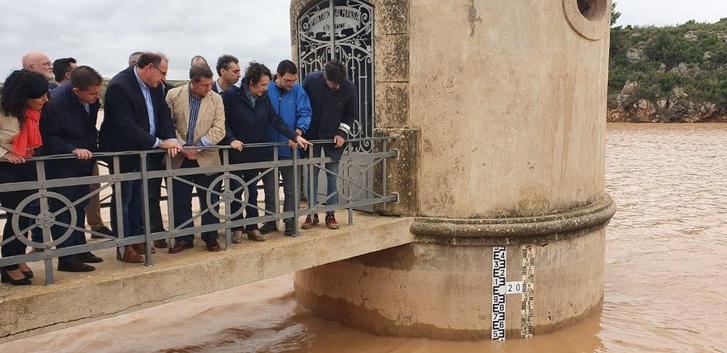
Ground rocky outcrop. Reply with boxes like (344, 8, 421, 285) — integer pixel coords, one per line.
(608, 81, 726, 123)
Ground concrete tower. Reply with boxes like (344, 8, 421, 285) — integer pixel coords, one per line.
(291, 0, 615, 339)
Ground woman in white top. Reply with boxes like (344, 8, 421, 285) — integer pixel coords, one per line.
(0, 69, 49, 286)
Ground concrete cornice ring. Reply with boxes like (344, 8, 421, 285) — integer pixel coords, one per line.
(410, 194, 616, 246)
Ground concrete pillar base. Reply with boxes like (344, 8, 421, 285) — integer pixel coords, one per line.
(294, 197, 614, 340)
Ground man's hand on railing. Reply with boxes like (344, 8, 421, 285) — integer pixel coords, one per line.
(72, 148, 93, 160)
(183, 149, 198, 160)
(333, 135, 345, 148)
(230, 139, 244, 151)
(160, 139, 183, 157)
(294, 136, 313, 151)
(3, 151, 26, 164)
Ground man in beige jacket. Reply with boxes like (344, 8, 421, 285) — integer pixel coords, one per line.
(165, 64, 226, 253)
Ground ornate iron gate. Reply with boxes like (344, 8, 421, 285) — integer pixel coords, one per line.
(298, 0, 374, 152)
(298, 0, 376, 211)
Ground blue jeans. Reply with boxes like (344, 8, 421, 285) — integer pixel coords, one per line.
(110, 179, 143, 241)
(310, 161, 339, 212)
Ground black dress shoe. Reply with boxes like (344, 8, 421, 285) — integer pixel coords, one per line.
(168, 240, 194, 254)
(58, 258, 95, 272)
(284, 222, 297, 237)
(1, 269, 32, 285)
(18, 265, 34, 279)
(205, 239, 221, 252)
(91, 226, 114, 239)
(153, 239, 169, 248)
(259, 222, 278, 235)
(77, 252, 104, 263)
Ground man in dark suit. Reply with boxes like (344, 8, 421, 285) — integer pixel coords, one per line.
(40, 65, 105, 272)
(99, 52, 182, 263)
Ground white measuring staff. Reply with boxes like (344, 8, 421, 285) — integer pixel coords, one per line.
(491, 245, 535, 341)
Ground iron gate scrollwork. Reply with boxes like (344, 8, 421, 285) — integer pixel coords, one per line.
(298, 0, 374, 153)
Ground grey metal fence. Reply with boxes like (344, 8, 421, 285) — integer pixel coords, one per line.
(0, 137, 398, 284)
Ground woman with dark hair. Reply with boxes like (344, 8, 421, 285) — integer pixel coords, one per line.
(0, 69, 49, 285)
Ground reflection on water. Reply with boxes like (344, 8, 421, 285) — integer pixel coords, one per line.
(2, 123, 726, 353)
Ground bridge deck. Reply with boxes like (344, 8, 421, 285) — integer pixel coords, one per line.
(0, 213, 414, 343)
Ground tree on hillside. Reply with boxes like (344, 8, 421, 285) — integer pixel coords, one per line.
(611, 2, 621, 26)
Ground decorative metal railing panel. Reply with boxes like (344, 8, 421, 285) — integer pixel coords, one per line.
(0, 137, 397, 284)
(298, 0, 375, 153)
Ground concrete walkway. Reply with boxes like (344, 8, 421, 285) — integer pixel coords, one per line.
(0, 213, 414, 343)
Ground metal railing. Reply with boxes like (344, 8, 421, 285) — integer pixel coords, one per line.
(0, 137, 398, 284)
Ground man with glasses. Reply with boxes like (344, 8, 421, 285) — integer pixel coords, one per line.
(223, 62, 312, 243)
(260, 60, 311, 236)
(21, 51, 54, 87)
(99, 52, 181, 263)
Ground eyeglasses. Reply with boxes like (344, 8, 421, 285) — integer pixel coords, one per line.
(151, 64, 167, 76)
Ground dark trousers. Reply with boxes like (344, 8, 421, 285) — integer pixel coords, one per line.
(172, 159, 220, 244)
(146, 153, 165, 233)
(50, 193, 88, 264)
(45, 161, 94, 263)
(108, 158, 144, 254)
(229, 169, 261, 231)
(262, 162, 296, 225)
(0, 163, 37, 271)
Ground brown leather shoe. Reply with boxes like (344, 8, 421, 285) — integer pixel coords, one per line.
(168, 240, 194, 254)
(301, 214, 319, 229)
(117, 246, 144, 263)
(132, 243, 156, 254)
(205, 239, 222, 252)
(153, 239, 169, 248)
(325, 213, 340, 230)
(246, 229, 266, 242)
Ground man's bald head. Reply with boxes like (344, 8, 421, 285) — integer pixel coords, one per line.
(21, 52, 53, 81)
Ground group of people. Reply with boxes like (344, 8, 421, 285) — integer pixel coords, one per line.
(0, 51, 357, 285)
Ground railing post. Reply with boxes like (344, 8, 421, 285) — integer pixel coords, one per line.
(292, 146, 300, 236)
(36, 160, 54, 284)
(308, 147, 316, 215)
(347, 143, 353, 225)
(112, 156, 125, 260)
(273, 145, 280, 228)
(223, 148, 232, 250)
(320, 147, 327, 215)
(165, 153, 175, 249)
(140, 152, 153, 266)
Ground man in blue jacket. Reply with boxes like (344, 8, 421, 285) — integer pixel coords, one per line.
(223, 62, 312, 243)
(260, 60, 312, 236)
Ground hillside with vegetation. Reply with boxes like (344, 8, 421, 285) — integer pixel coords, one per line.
(608, 17, 727, 122)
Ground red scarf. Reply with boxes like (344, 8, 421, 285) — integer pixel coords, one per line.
(12, 109, 42, 157)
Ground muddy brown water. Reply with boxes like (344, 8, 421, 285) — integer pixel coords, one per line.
(1, 123, 726, 353)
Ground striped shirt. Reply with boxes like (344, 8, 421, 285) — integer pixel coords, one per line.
(187, 93, 202, 146)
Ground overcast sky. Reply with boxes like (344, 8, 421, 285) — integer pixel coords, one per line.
(0, 0, 725, 81)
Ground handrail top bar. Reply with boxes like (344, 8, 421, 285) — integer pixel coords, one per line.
(0, 136, 397, 162)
